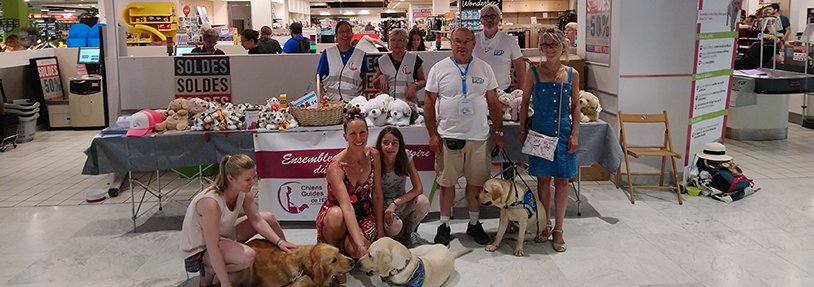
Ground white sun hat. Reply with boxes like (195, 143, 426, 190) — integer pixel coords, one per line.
(696, 142, 733, 162)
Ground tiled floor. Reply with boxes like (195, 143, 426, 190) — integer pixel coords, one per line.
(1, 124, 813, 286)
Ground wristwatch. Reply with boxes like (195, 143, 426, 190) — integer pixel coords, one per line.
(494, 130, 504, 137)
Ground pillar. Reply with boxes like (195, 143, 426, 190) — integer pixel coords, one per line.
(2, 0, 30, 35)
(250, 0, 273, 30)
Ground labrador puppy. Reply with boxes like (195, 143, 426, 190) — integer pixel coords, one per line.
(229, 239, 354, 287)
(358, 237, 472, 287)
(477, 178, 546, 256)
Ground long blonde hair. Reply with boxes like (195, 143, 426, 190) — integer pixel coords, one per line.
(210, 154, 256, 194)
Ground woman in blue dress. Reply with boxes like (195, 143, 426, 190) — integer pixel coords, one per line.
(518, 27, 580, 253)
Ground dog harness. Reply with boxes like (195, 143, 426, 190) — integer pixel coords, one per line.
(384, 258, 425, 287)
(508, 184, 537, 219)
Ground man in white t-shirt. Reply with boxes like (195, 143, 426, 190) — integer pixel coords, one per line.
(425, 27, 504, 246)
(473, 3, 525, 92)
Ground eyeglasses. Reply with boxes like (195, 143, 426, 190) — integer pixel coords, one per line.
(541, 42, 561, 49)
(481, 14, 498, 21)
(452, 39, 474, 45)
(345, 112, 367, 120)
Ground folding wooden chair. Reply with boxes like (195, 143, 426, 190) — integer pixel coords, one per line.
(616, 111, 683, 205)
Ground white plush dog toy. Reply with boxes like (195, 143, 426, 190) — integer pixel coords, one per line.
(280, 108, 299, 128)
(363, 98, 389, 127)
(498, 93, 514, 121)
(346, 96, 368, 110)
(387, 99, 412, 126)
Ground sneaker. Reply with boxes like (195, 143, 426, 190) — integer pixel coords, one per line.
(434, 223, 452, 246)
(409, 232, 422, 247)
(466, 222, 490, 245)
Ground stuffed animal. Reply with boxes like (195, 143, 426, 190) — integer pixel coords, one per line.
(280, 108, 299, 128)
(363, 98, 388, 127)
(498, 93, 514, 121)
(387, 99, 412, 126)
(257, 111, 272, 130)
(190, 113, 206, 131)
(209, 108, 227, 131)
(407, 101, 423, 125)
(187, 98, 207, 117)
(225, 113, 242, 130)
(267, 110, 285, 130)
(155, 98, 191, 131)
(347, 96, 368, 111)
(375, 93, 394, 106)
(578, 91, 601, 122)
(202, 101, 220, 114)
(266, 97, 281, 112)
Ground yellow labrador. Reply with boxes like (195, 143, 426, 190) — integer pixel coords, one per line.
(358, 237, 472, 287)
(477, 178, 546, 256)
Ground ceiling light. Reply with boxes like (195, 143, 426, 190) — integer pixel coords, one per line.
(344, 10, 355, 15)
(320, 11, 330, 15)
(359, 10, 370, 15)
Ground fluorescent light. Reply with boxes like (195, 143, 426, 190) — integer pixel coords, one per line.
(64, 10, 76, 13)
(344, 10, 355, 15)
(320, 11, 330, 15)
(359, 10, 370, 15)
(393, 3, 401, 8)
(386, 10, 395, 13)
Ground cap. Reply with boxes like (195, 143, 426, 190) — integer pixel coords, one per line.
(290, 22, 303, 34)
(127, 109, 166, 137)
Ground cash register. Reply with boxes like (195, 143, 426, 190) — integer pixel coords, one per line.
(69, 47, 106, 128)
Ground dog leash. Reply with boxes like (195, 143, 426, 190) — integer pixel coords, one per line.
(491, 148, 541, 238)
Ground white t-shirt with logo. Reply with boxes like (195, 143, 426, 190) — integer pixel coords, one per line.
(425, 56, 498, 141)
(473, 31, 523, 90)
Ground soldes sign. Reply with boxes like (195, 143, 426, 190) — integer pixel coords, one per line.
(174, 56, 232, 103)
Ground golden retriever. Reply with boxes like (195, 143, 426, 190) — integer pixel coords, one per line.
(228, 239, 354, 287)
(358, 237, 472, 287)
(477, 178, 546, 256)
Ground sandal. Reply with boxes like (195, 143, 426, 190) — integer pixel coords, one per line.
(535, 224, 553, 243)
(333, 273, 347, 284)
(551, 229, 567, 252)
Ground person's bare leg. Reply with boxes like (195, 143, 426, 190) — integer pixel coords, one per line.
(465, 183, 481, 213)
(552, 178, 570, 245)
(201, 240, 256, 285)
(321, 207, 347, 248)
(536, 176, 553, 242)
(439, 186, 455, 218)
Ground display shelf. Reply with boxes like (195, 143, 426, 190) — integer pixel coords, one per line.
(129, 12, 172, 17)
(461, 17, 479, 21)
(135, 21, 173, 24)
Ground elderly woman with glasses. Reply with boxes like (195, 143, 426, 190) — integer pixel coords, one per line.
(315, 107, 384, 283)
(372, 28, 427, 102)
(518, 27, 581, 253)
(316, 21, 370, 102)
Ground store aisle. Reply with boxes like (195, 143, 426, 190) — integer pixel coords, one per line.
(0, 124, 813, 286)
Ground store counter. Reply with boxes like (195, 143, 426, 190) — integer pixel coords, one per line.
(728, 68, 814, 140)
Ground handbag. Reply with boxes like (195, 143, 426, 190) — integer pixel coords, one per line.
(521, 69, 565, 161)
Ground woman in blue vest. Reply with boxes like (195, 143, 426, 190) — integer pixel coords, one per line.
(372, 29, 426, 102)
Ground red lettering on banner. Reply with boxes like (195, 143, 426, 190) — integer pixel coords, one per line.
(175, 94, 232, 103)
(405, 146, 435, 171)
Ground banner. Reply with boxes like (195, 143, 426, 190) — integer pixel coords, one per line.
(460, 0, 502, 11)
(174, 56, 232, 103)
(255, 127, 438, 221)
(586, 0, 611, 65)
(412, 4, 433, 18)
(683, 0, 738, 182)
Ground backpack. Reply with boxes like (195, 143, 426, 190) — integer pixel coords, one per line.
(295, 36, 311, 53)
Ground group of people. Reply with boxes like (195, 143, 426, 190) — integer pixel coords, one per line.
(191, 23, 312, 56)
(181, 4, 582, 287)
(735, 3, 791, 70)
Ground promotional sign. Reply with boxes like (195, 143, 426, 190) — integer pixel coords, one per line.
(460, 0, 502, 10)
(255, 127, 438, 221)
(683, 0, 738, 183)
(174, 56, 232, 103)
(412, 5, 433, 18)
(363, 53, 383, 98)
(32, 58, 64, 101)
(586, 0, 611, 65)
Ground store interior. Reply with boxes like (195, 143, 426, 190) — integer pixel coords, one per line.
(2, 0, 814, 286)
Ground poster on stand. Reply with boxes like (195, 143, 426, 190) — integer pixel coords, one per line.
(683, 0, 739, 183)
(585, 0, 611, 65)
(255, 127, 438, 221)
(31, 57, 64, 101)
(174, 56, 232, 103)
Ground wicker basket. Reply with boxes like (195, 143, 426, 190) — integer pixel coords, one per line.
(289, 101, 345, 126)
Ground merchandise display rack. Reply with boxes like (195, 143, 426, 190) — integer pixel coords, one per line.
(122, 2, 179, 46)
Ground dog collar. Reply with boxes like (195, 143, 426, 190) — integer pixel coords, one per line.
(384, 258, 425, 287)
(282, 263, 307, 287)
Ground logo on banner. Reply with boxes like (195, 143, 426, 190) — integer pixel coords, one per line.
(277, 181, 325, 214)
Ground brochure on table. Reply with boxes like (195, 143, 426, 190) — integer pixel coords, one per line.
(683, 0, 738, 183)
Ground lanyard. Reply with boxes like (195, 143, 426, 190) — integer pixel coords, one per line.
(451, 56, 472, 96)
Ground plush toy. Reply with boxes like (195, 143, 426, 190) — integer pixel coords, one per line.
(267, 110, 286, 130)
(498, 93, 514, 121)
(190, 113, 206, 131)
(155, 98, 191, 131)
(187, 98, 207, 117)
(225, 112, 241, 130)
(387, 99, 412, 126)
(257, 111, 272, 130)
(280, 108, 299, 128)
(266, 97, 281, 112)
(579, 90, 601, 122)
(202, 101, 220, 114)
(209, 108, 227, 131)
(346, 96, 368, 111)
(407, 101, 423, 125)
(363, 98, 388, 127)
(375, 93, 394, 106)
